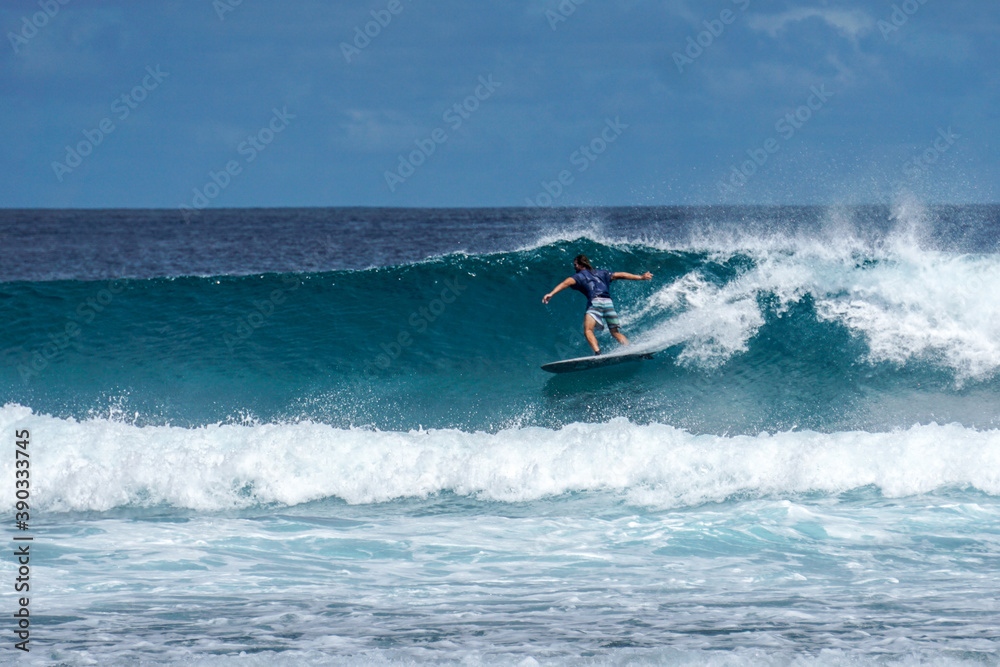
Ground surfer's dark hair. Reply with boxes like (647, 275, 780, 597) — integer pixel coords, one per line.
(573, 254, 592, 270)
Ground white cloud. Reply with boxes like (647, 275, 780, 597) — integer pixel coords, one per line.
(748, 8, 875, 40)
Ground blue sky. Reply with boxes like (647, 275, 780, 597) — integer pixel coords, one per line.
(2, 0, 997, 208)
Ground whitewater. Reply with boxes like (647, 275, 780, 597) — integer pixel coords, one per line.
(4, 407, 1000, 512)
(1, 204, 999, 665)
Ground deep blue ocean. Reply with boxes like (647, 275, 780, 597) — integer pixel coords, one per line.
(2, 204, 1000, 665)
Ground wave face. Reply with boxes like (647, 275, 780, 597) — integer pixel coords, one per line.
(3, 204, 1000, 434)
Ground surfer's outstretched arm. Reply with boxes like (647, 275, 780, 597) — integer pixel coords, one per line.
(611, 272, 653, 281)
(542, 277, 576, 304)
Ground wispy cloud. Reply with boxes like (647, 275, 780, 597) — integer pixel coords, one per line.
(748, 8, 875, 40)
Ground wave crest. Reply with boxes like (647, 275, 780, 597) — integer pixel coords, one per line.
(5, 405, 999, 513)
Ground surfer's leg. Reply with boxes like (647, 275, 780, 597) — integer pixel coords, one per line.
(583, 315, 600, 353)
(610, 328, 630, 346)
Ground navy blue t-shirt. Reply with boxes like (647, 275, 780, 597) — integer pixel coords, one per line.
(570, 269, 613, 307)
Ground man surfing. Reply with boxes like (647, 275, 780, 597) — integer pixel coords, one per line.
(542, 254, 653, 355)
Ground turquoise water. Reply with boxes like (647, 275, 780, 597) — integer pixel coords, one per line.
(1, 205, 999, 664)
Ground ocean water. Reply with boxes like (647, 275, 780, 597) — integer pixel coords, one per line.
(1, 204, 999, 665)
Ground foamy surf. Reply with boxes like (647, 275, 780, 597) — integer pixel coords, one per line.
(5, 404, 999, 513)
(632, 227, 1000, 379)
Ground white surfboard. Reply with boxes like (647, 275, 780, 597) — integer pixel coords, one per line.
(541, 351, 654, 374)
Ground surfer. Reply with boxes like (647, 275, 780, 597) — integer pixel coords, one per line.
(542, 254, 652, 355)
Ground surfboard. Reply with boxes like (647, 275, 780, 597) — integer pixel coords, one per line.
(541, 351, 654, 374)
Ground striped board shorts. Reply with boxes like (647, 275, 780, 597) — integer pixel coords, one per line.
(585, 296, 620, 331)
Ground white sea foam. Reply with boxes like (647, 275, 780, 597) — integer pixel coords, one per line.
(630, 210, 1000, 378)
(4, 404, 999, 513)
